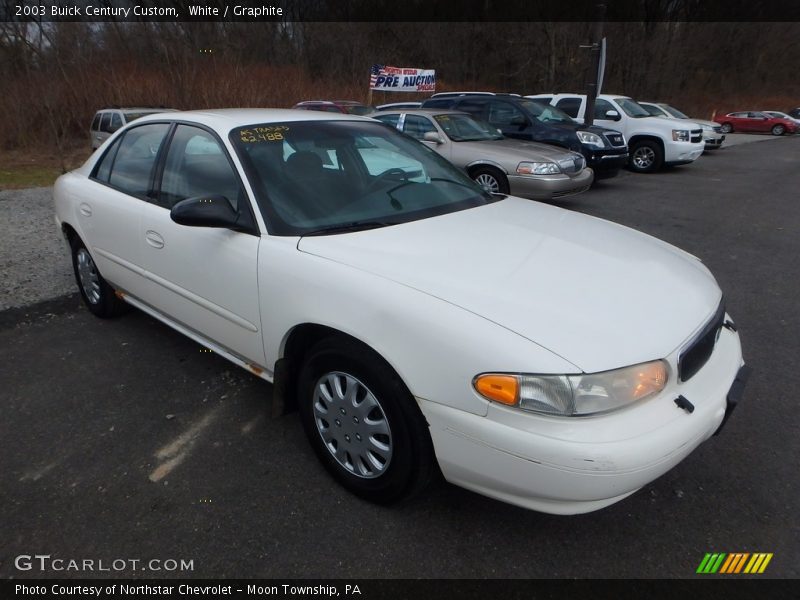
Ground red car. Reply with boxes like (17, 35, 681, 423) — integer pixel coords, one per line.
(292, 100, 374, 115)
(715, 111, 797, 136)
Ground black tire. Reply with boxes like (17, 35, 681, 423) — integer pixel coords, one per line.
(771, 124, 785, 136)
(719, 123, 733, 134)
(297, 337, 436, 504)
(471, 166, 510, 194)
(628, 140, 664, 173)
(70, 237, 129, 318)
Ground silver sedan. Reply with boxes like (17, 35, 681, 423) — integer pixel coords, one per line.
(373, 109, 593, 200)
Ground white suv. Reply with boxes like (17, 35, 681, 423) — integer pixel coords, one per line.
(527, 93, 705, 173)
(90, 107, 176, 150)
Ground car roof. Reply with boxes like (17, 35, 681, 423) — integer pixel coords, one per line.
(97, 107, 176, 112)
(374, 109, 469, 117)
(131, 108, 372, 131)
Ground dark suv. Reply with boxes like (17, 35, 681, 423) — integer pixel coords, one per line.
(421, 93, 628, 179)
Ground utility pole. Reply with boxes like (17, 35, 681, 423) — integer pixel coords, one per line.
(584, 2, 607, 126)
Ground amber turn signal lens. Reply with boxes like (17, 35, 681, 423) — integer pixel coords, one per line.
(474, 374, 519, 406)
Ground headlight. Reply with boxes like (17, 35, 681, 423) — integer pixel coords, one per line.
(576, 131, 605, 147)
(672, 129, 690, 141)
(517, 161, 561, 175)
(700, 124, 713, 131)
(473, 360, 669, 416)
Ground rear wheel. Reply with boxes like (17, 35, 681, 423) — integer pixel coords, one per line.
(629, 140, 664, 173)
(771, 124, 785, 136)
(719, 123, 733, 134)
(297, 337, 436, 504)
(471, 166, 510, 194)
(70, 238, 129, 318)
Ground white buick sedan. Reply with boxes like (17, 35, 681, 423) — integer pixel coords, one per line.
(54, 109, 749, 514)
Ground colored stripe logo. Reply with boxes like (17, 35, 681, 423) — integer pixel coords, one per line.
(696, 553, 773, 574)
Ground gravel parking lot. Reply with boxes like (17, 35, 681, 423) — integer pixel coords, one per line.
(1, 135, 798, 580)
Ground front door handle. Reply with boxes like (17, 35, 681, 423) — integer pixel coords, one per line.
(145, 230, 165, 249)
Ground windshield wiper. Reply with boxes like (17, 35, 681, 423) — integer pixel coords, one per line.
(301, 220, 395, 237)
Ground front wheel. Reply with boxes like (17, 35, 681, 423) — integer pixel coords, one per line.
(771, 124, 785, 136)
(471, 166, 510, 194)
(628, 140, 664, 173)
(297, 337, 436, 504)
(70, 237, 129, 318)
(719, 123, 733, 134)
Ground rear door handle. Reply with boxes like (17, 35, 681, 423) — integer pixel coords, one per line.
(145, 230, 165, 249)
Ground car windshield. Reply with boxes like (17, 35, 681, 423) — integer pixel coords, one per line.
(662, 105, 689, 119)
(342, 105, 374, 116)
(614, 98, 651, 118)
(518, 99, 576, 124)
(433, 113, 503, 141)
(230, 120, 495, 236)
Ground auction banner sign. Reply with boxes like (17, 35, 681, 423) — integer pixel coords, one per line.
(369, 65, 436, 92)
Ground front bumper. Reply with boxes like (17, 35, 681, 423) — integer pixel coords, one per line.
(703, 133, 725, 149)
(418, 321, 745, 514)
(665, 142, 705, 165)
(585, 149, 629, 175)
(507, 168, 594, 201)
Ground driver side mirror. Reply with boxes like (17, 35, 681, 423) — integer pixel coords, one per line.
(604, 110, 621, 121)
(423, 131, 444, 144)
(171, 195, 243, 231)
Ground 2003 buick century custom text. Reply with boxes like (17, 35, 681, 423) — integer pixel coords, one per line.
(54, 109, 749, 514)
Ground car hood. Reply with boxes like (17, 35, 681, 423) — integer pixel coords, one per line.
(685, 118, 721, 128)
(297, 198, 721, 373)
(455, 138, 579, 163)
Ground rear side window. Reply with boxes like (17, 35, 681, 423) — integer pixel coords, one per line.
(374, 114, 401, 129)
(555, 97, 581, 118)
(110, 112, 123, 132)
(93, 137, 123, 183)
(107, 123, 171, 197)
(100, 113, 113, 133)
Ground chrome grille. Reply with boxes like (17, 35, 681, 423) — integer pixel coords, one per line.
(604, 133, 626, 147)
(690, 129, 703, 143)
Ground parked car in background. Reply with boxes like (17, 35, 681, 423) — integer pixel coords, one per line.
(54, 108, 748, 515)
(421, 93, 628, 179)
(714, 111, 797, 136)
(90, 107, 176, 150)
(373, 109, 593, 200)
(528, 93, 705, 173)
(789, 108, 800, 119)
(639, 102, 725, 150)
(292, 100, 374, 115)
(374, 102, 422, 111)
(763, 111, 800, 128)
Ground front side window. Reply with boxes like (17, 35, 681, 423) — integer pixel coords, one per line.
(107, 123, 170, 197)
(373, 114, 401, 129)
(614, 98, 651, 118)
(433, 114, 503, 141)
(402, 115, 437, 140)
(91, 113, 102, 131)
(231, 120, 494, 236)
(555, 97, 582, 118)
(487, 101, 526, 126)
(519, 99, 575, 124)
(110, 113, 123, 132)
(594, 99, 618, 119)
(159, 125, 244, 210)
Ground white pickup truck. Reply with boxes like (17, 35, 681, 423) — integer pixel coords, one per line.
(526, 93, 705, 173)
